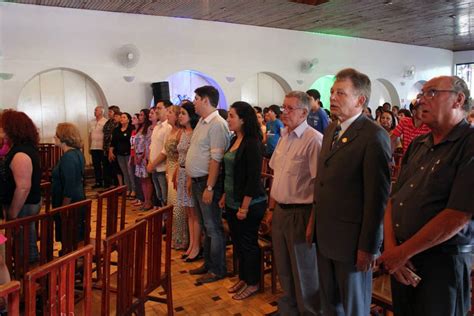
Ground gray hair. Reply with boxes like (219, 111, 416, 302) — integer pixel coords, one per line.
(451, 76, 472, 112)
(95, 105, 105, 113)
(285, 91, 311, 112)
(335, 68, 371, 107)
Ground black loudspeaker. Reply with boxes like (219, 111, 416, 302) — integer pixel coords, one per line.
(151, 81, 170, 105)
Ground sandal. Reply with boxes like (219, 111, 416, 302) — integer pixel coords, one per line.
(232, 285, 259, 300)
(228, 280, 246, 293)
(132, 200, 143, 206)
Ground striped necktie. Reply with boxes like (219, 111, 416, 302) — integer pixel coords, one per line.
(331, 125, 341, 149)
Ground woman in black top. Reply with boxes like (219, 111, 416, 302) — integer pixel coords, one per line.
(218, 101, 267, 300)
(109, 112, 135, 197)
(1, 110, 42, 262)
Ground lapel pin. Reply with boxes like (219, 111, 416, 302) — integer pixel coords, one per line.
(342, 137, 348, 143)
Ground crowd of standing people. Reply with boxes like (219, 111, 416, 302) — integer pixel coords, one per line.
(0, 67, 473, 315)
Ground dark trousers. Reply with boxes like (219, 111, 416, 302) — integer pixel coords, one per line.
(103, 154, 119, 187)
(317, 250, 371, 316)
(226, 200, 266, 286)
(391, 251, 472, 316)
(90, 149, 105, 185)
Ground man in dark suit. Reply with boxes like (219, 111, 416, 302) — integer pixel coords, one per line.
(313, 68, 391, 315)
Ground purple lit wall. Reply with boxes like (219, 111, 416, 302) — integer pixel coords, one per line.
(165, 70, 228, 109)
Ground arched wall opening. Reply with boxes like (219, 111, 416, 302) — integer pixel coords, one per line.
(17, 68, 108, 164)
(241, 72, 291, 108)
(407, 80, 427, 108)
(367, 78, 401, 112)
(308, 75, 336, 110)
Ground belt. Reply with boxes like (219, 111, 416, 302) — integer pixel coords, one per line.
(278, 203, 312, 209)
(398, 239, 473, 255)
(191, 175, 208, 183)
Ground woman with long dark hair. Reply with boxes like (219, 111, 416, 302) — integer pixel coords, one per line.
(133, 109, 154, 210)
(219, 101, 267, 300)
(109, 112, 135, 197)
(175, 102, 201, 261)
(130, 113, 144, 206)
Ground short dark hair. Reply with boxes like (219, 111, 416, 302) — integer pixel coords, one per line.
(218, 109, 228, 120)
(156, 100, 173, 108)
(306, 89, 321, 100)
(181, 102, 200, 129)
(231, 101, 262, 140)
(335, 68, 371, 107)
(268, 104, 281, 117)
(109, 105, 120, 114)
(398, 109, 412, 118)
(195, 85, 219, 107)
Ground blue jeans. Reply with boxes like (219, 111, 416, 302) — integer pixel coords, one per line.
(191, 177, 226, 277)
(17, 202, 42, 262)
(151, 171, 167, 206)
(116, 155, 135, 192)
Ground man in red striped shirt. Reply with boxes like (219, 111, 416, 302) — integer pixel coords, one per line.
(391, 101, 431, 154)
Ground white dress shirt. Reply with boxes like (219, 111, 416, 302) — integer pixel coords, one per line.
(149, 120, 172, 172)
(269, 120, 323, 204)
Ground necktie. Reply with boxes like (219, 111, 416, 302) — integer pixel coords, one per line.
(331, 125, 341, 149)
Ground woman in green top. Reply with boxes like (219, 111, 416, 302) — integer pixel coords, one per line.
(219, 101, 267, 300)
(52, 123, 86, 242)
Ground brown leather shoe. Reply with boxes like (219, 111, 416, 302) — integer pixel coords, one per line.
(189, 265, 208, 275)
(196, 272, 224, 284)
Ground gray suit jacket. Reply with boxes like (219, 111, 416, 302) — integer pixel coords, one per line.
(314, 114, 391, 263)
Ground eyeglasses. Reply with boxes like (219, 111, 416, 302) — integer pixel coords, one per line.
(281, 106, 304, 113)
(417, 89, 457, 100)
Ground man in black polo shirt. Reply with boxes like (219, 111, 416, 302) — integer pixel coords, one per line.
(379, 75, 474, 315)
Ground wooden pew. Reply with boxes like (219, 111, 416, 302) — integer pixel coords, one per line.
(101, 221, 147, 316)
(136, 206, 173, 315)
(0, 281, 21, 315)
(93, 185, 127, 282)
(24, 244, 93, 316)
(38, 143, 62, 181)
(0, 213, 50, 281)
(45, 199, 92, 260)
(39, 181, 51, 213)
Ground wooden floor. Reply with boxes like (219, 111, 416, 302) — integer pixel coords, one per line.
(80, 180, 282, 315)
(72, 178, 394, 315)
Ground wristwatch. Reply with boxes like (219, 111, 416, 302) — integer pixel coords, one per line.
(206, 185, 214, 192)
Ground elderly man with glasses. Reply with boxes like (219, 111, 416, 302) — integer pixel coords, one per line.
(266, 91, 323, 315)
(379, 76, 474, 316)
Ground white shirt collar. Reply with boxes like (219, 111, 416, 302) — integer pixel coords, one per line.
(282, 120, 309, 138)
(202, 110, 219, 124)
(157, 119, 168, 127)
(340, 112, 362, 136)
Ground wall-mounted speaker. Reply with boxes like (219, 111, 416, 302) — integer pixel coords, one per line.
(151, 81, 170, 105)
